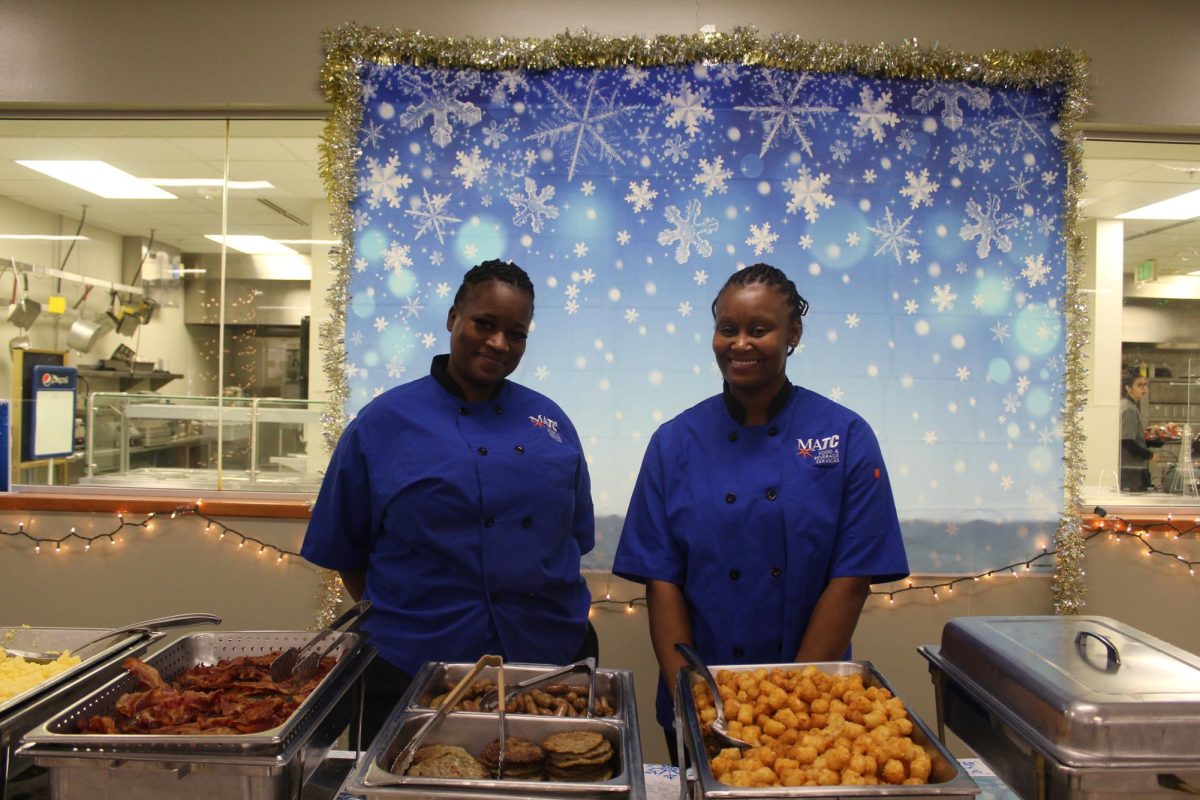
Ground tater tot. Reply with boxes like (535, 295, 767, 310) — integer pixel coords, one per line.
(736, 704, 755, 725)
(882, 758, 906, 784)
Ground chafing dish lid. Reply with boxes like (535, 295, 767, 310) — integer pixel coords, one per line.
(934, 615, 1200, 765)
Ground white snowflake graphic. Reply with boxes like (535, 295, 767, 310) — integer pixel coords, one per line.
(564, 299, 579, 314)
(405, 188, 462, 244)
(783, 166, 835, 223)
(435, 282, 451, 298)
(931, 284, 958, 312)
(949, 144, 974, 173)
(1003, 393, 1022, 413)
(923, 430, 939, 446)
(798, 235, 813, 250)
(956, 366, 971, 382)
(386, 358, 406, 379)
(525, 72, 637, 181)
(359, 154, 412, 210)
(847, 232, 860, 246)
(663, 80, 714, 138)
(1000, 475, 1014, 490)
(362, 119, 386, 148)
(850, 86, 899, 142)
(845, 313, 861, 329)
(622, 66, 649, 89)
(734, 70, 837, 158)
(624, 179, 658, 213)
(581, 181, 595, 196)
(482, 120, 509, 149)
(496, 69, 527, 95)
(402, 296, 424, 318)
(616, 230, 631, 245)
(911, 82, 992, 131)
(374, 316, 388, 333)
(960, 194, 1018, 258)
(830, 387, 845, 402)
(662, 135, 690, 163)
(829, 140, 851, 163)
(450, 146, 492, 189)
(900, 169, 940, 209)
(1008, 169, 1032, 200)
(352, 209, 371, 231)
(693, 270, 708, 285)
(904, 299, 919, 314)
(1016, 375, 1031, 394)
(534, 365, 550, 380)
(693, 156, 733, 197)
(868, 206, 918, 265)
(581, 268, 595, 283)
(987, 93, 1051, 153)
(678, 301, 693, 317)
(1020, 254, 1052, 287)
(657, 199, 718, 265)
(624, 308, 640, 324)
(420, 332, 437, 348)
(508, 177, 559, 233)
(396, 68, 483, 148)
(1037, 214, 1057, 236)
(895, 129, 917, 153)
(384, 242, 413, 272)
(745, 222, 779, 256)
(573, 242, 588, 258)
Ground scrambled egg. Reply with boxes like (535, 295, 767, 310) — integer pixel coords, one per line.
(0, 650, 81, 704)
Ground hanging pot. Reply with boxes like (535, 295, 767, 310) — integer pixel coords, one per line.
(67, 317, 104, 352)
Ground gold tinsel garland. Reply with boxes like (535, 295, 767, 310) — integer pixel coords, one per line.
(316, 26, 1091, 621)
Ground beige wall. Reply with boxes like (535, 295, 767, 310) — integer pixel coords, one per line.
(2, 0, 1200, 130)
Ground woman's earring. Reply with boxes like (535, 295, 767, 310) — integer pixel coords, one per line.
(787, 343, 797, 356)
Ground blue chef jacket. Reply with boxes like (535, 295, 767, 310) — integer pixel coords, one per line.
(612, 382, 909, 728)
(302, 356, 594, 676)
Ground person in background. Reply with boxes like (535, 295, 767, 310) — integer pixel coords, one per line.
(1119, 367, 1158, 492)
(302, 259, 597, 746)
(612, 263, 909, 763)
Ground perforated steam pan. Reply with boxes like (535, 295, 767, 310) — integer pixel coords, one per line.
(22, 630, 364, 755)
(408, 661, 630, 719)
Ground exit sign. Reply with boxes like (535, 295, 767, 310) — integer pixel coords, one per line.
(1137, 259, 1156, 282)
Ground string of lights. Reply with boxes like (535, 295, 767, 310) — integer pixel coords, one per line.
(4, 504, 1198, 612)
(0, 503, 300, 564)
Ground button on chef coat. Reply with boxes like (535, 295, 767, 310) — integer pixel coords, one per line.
(302, 356, 594, 676)
(613, 383, 909, 728)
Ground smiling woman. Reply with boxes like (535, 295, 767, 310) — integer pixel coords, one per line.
(0, 118, 331, 493)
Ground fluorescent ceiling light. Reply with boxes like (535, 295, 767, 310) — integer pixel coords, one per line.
(16, 160, 176, 199)
(1117, 187, 1200, 220)
(204, 235, 298, 255)
(275, 239, 339, 245)
(147, 178, 274, 189)
(0, 234, 89, 241)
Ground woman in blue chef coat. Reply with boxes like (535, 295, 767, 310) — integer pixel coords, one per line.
(612, 263, 909, 761)
(302, 260, 597, 746)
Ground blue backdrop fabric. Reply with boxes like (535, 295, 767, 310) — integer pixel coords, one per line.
(344, 62, 1068, 575)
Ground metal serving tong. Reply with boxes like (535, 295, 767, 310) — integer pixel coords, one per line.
(478, 656, 598, 717)
(2, 613, 222, 664)
(675, 643, 752, 751)
(390, 654, 508, 779)
(270, 600, 370, 683)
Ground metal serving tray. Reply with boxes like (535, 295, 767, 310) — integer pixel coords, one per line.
(1, 626, 161, 797)
(675, 661, 979, 800)
(20, 644, 374, 800)
(409, 661, 627, 718)
(22, 630, 364, 755)
(920, 615, 1200, 799)
(344, 662, 644, 799)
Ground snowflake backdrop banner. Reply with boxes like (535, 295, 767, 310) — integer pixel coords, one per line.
(321, 30, 1089, 581)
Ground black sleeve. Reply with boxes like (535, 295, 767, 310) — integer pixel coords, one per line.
(1121, 438, 1154, 460)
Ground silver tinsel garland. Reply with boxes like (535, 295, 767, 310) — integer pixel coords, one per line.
(316, 26, 1091, 622)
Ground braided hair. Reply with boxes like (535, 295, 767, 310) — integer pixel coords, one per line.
(453, 259, 535, 314)
(711, 263, 809, 340)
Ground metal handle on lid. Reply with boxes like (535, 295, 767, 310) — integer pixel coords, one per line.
(1075, 630, 1121, 669)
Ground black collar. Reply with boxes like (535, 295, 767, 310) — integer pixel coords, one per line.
(430, 354, 506, 402)
(722, 379, 793, 425)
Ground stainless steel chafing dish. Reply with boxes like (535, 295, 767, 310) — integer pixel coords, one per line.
(17, 630, 374, 800)
(674, 661, 980, 799)
(920, 615, 1200, 800)
(1, 625, 163, 798)
(343, 661, 645, 799)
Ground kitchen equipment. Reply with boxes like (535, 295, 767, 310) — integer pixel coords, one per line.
(674, 660, 978, 800)
(2, 612, 220, 663)
(343, 659, 644, 798)
(65, 316, 109, 353)
(19, 630, 374, 800)
(920, 615, 1200, 800)
(6, 275, 40, 330)
(271, 599, 367, 681)
(1, 626, 165, 799)
(674, 643, 750, 751)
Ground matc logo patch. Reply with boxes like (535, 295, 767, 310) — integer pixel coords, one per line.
(796, 434, 840, 465)
(529, 414, 563, 443)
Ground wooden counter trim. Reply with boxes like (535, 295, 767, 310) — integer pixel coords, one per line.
(0, 492, 312, 519)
